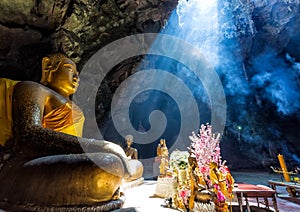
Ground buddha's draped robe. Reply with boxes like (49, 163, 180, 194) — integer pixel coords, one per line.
(42, 102, 84, 137)
(0, 78, 19, 146)
(125, 147, 138, 160)
(0, 78, 84, 147)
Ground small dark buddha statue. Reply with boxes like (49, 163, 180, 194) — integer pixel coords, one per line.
(0, 53, 142, 211)
(125, 135, 138, 160)
(123, 135, 144, 183)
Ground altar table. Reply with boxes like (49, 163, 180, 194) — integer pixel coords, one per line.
(233, 183, 278, 212)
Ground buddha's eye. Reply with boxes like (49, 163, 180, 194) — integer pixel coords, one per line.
(64, 65, 75, 73)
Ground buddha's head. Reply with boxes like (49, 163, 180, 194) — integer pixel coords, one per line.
(160, 139, 164, 146)
(40, 53, 79, 98)
(125, 135, 134, 147)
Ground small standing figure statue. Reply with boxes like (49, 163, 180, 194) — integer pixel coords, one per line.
(125, 135, 138, 160)
(156, 139, 163, 157)
(158, 139, 169, 176)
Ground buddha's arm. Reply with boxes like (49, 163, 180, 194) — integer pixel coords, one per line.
(12, 81, 133, 176)
(12, 81, 83, 155)
(12, 82, 128, 161)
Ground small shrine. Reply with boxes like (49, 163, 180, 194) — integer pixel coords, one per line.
(154, 124, 235, 212)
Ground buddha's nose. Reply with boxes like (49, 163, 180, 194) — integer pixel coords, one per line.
(73, 71, 80, 82)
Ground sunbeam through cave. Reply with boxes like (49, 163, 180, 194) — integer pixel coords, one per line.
(96, 55, 212, 159)
(95, 0, 300, 170)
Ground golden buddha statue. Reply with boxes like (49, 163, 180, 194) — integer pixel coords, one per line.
(0, 53, 142, 211)
(156, 139, 163, 156)
(159, 139, 169, 176)
(209, 161, 234, 199)
(188, 156, 213, 210)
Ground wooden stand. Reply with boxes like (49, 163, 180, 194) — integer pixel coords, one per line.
(233, 183, 278, 212)
(268, 180, 300, 197)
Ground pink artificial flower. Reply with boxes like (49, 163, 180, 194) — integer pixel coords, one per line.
(200, 166, 208, 173)
(217, 190, 226, 202)
(179, 190, 188, 198)
(179, 190, 189, 205)
(214, 184, 226, 202)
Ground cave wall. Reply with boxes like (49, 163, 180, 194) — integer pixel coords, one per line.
(0, 0, 178, 80)
(218, 0, 300, 170)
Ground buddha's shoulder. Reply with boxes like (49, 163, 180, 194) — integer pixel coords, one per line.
(17, 80, 42, 87)
(16, 81, 51, 92)
(14, 81, 57, 99)
(14, 81, 68, 107)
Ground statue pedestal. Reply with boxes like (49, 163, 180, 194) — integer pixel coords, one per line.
(155, 175, 177, 198)
(121, 177, 144, 192)
(153, 156, 161, 177)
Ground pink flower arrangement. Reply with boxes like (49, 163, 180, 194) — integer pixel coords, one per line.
(189, 123, 233, 202)
(189, 124, 224, 179)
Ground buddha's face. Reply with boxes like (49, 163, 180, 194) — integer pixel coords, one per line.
(48, 58, 79, 97)
(126, 138, 133, 147)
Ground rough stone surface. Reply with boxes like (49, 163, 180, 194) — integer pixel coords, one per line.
(0, 0, 178, 76)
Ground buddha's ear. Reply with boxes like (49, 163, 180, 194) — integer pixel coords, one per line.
(42, 57, 52, 71)
(40, 57, 52, 84)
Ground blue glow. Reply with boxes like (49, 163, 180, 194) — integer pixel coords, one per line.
(251, 50, 300, 116)
(108, 0, 300, 159)
(150, 0, 300, 117)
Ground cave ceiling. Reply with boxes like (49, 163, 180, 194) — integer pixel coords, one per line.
(0, 0, 178, 80)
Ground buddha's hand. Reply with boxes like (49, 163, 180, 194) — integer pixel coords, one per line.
(81, 138, 132, 178)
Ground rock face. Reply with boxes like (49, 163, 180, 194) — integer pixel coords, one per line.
(219, 0, 300, 170)
(0, 0, 299, 171)
(0, 0, 178, 80)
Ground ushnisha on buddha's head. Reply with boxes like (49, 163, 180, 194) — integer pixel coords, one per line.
(40, 53, 80, 98)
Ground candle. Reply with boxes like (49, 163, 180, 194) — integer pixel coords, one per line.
(278, 154, 291, 182)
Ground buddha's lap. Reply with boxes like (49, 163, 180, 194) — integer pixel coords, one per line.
(0, 153, 125, 204)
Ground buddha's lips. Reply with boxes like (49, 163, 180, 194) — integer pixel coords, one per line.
(72, 82, 79, 87)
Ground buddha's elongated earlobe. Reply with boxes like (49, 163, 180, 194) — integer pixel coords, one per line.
(40, 57, 52, 85)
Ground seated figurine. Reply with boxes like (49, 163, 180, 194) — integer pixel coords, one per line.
(0, 53, 142, 211)
(124, 135, 138, 160)
(209, 162, 234, 199)
(188, 156, 214, 210)
(123, 135, 144, 183)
